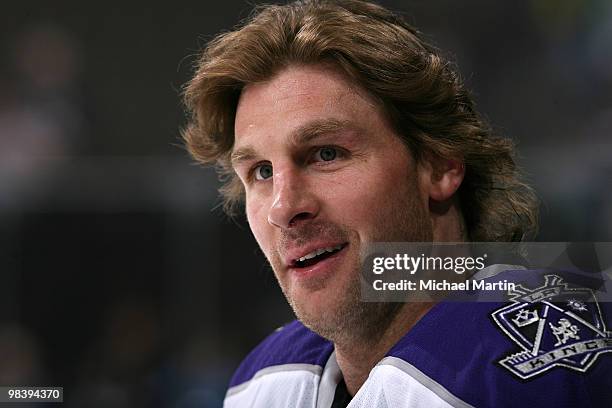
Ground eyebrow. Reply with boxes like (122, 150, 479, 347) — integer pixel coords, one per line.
(231, 118, 353, 167)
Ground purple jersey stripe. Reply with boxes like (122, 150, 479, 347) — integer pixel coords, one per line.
(229, 320, 334, 388)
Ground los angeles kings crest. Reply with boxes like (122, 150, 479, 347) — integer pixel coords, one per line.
(492, 274, 612, 379)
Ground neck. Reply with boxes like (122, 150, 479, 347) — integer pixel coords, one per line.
(333, 302, 434, 396)
(334, 199, 465, 395)
(430, 197, 467, 242)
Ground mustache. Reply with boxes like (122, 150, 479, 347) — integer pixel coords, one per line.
(278, 221, 350, 248)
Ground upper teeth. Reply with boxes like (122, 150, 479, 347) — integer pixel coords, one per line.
(297, 245, 343, 262)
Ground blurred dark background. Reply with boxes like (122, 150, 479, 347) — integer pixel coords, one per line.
(0, 0, 610, 406)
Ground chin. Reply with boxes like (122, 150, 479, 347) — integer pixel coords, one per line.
(288, 287, 333, 319)
(293, 304, 342, 340)
(287, 277, 362, 339)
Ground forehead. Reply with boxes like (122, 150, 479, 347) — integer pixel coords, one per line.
(233, 64, 390, 150)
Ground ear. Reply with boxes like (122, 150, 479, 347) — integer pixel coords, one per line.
(418, 155, 465, 202)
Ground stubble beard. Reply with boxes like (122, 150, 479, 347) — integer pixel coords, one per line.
(273, 193, 432, 347)
(289, 265, 404, 347)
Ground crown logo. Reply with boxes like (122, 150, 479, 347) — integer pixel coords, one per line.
(512, 308, 539, 327)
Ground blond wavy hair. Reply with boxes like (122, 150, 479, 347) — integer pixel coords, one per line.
(182, 0, 538, 241)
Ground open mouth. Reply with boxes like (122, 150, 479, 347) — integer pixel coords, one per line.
(292, 244, 347, 268)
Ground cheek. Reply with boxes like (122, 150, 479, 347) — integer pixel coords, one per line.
(321, 162, 420, 231)
(246, 198, 272, 252)
(313, 177, 385, 234)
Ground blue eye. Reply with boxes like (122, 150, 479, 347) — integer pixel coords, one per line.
(317, 147, 337, 161)
(254, 163, 273, 180)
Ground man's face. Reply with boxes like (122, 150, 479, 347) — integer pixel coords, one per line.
(232, 64, 433, 341)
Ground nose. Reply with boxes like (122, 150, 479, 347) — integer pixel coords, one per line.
(267, 167, 319, 229)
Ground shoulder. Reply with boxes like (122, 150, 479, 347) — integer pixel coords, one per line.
(377, 268, 612, 407)
(228, 319, 333, 389)
(224, 320, 333, 407)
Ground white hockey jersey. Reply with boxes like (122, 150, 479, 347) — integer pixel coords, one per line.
(225, 268, 612, 407)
